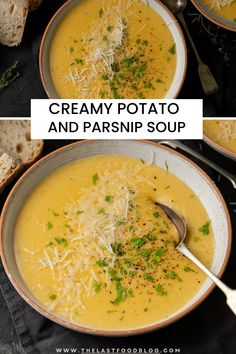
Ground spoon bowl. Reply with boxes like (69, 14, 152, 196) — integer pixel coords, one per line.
(157, 201, 236, 316)
(161, 0, 187, 14)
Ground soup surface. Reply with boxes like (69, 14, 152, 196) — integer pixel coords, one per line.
(50, 0, 177, 99)
(15, 155, 214, 330)
(201, 0, 236, 22)
(204, 120, 236, 155)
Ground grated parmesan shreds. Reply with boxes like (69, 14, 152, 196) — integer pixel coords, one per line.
(208, 0, 235, 9)
(36, 161, 154, 322)
(65, 0, 137, 98)
(215, 121, 236, 143)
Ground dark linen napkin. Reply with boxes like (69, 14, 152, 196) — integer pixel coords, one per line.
(0, 1, 236, 116)
(0, 140, 236, 354)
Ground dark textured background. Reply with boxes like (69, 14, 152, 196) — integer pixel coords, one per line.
(0, 1, 236, 116)
(0, 139, 236, 354)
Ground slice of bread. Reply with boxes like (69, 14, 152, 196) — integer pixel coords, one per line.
(0, 0, 29, 47)
(0, 120, 43, 166)
(29, 0, 43, 11)
(0, 149, 22, 193)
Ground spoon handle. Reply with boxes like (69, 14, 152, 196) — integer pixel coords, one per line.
(159, 140, 236, 189)
(177, 13, 218, 95)
(178, 243, 236, 315)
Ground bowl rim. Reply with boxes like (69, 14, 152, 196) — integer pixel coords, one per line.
(191, 0, 236, 32)
(39, 0, 188, 99)
(204, 132, 236, 161)
(0, 139, 232, 336)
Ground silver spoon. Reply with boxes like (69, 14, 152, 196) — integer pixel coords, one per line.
(162, 0, 218, 95)
(156, 201, 236, 315)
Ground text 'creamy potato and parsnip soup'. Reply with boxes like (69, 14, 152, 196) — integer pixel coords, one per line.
(50, 0, 177, 99)
(204, 120, 236, 155)
(15, 156, 214, 330)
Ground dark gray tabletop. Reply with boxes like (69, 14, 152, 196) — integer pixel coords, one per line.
(0, 139, 236, 354)
(0, 1, 236, 116)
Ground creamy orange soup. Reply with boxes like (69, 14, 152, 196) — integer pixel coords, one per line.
(202, 0, 236, 22)
(204, 120, 236, 155)
(50, 0, 177, 99)
(15, 155, 214, 330)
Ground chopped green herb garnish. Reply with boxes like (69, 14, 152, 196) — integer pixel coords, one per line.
(168, 44, 176, 55)
(152, 255, 161, 265)
(111, 62, 120, 72)
(55, 237, 68, 247)
(99, 90, 106, 98)
(124, 258, 133, 268)
(140, 248, 152, 259)
(108, 268, 116, 277)
(93, 280, 103, 293)
(184, 266, 195, 272)
(155, 284, 167, 296)
(103, 35, 108, 41)
(111, 242, 125, 256)
(99, 8, 104, 17)
(92, 173, 99, 185)
(128, 289, 134, 297)
(96, 259, 108, 268)
(142, 40, 149, 46)
(131, 237, 146, 249)
(120, 267, 127, 275)
(165, 160, 169, 172)
(112, 282, 126, 305)
(153, 211, 159, 218)
(144, 307, 148, 312)
(144, 273, 154, 282)
(199, 221, 210, 235)
(52, 210, 59, 217)
(64, 224, 70, 228)
(165, 271, 178, 279)
(69, 46, 74, 54)
(156, 79, 163, 83)
(98, 208, 105, 215)
(137, 92, 146, 99)
(154, 248, 165, 257)
(193, 236, 200, 242)
(144, 81, 154, 89)
(105, 195, 114, 202)
(165, 271, 182, 282)
(46, 221, 53, 230)
(107, 26, 113, 32)
(116, 219, 125, 226)
(49, 294, 57, 300)
(101, 74, 109, 80)
(76, 210, 83, 215)
(75, 58, 84, 65)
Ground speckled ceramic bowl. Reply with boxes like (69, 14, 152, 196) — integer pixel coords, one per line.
(192, 0, 236, 32)
(39, 0, 187, 98)
(0, 140, 232, 336)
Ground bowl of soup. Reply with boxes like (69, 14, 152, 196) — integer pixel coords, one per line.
(192, 0, 236, 32)
(0, 140, 231, 335)
(204, 119, 236, 161)
(40, 0, 187, 99)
